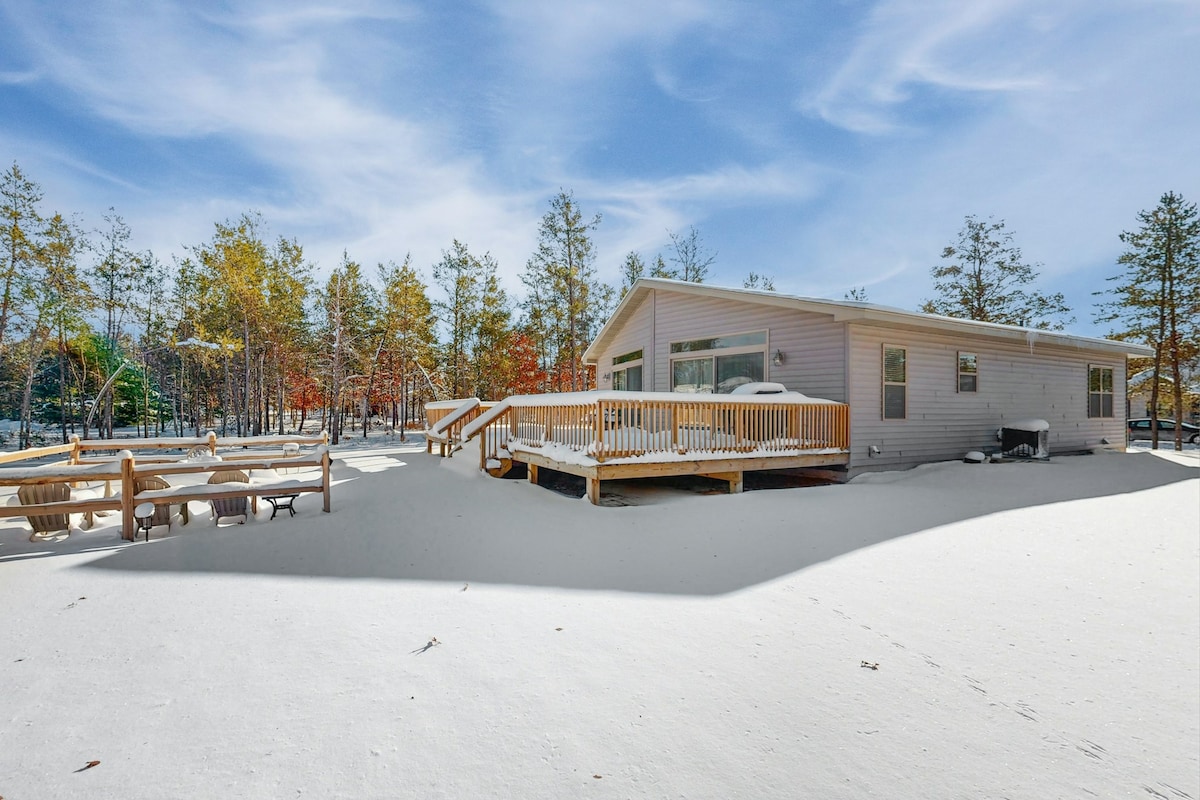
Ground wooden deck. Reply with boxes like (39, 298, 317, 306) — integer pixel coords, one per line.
(448, 392, 850, 504)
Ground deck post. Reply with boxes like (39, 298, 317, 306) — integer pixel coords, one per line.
(120, 453, 135, 540)
(586, 476, 600, 505)
(528, 464, 539, 485)
(207, 430, 218, 456)
(322, 449, 331, 512)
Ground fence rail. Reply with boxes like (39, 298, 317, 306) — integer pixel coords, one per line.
(0, 433, 331, 540)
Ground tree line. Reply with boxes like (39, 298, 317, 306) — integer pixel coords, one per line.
(3, 159, 1195, 449)
(0, 164, 721, 446)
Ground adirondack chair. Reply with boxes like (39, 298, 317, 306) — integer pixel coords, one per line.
(133, 475, 175, 535)
(208, 469, 250, 525)
(17, 482, 71, 541)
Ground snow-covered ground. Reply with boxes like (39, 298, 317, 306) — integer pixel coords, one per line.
(0, 435, 1196, 799)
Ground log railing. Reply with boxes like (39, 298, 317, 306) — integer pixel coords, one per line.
(0, 434, 332, 541)
(467, 392, 849, 468)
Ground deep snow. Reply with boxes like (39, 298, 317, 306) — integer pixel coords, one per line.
(0, 436, 1196, 799)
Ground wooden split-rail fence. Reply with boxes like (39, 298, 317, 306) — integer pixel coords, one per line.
(0, 432, 331, 540)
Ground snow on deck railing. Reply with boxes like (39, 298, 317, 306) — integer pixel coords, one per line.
(424, 398, 501, 457)
(467, 391, 849, 466)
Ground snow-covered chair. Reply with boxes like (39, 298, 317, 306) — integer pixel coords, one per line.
(17, 482, 71, 541)
(208, 469, 250, 525)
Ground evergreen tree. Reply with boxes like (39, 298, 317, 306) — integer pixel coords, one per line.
(521, 190, 603, 391)
(378, 256, 436, 435)
(432, 240, 485, 398)
(921, 215, 1072, 329)
(0, 162, 43, 354)
(619, 251, 645, 298)
(317, 253, 376, 444)
(1097, 191, 1200, 449)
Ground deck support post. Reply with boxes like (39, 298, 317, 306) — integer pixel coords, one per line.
(702, 471, 744, 495)
(528, 464, 539, 485)
(585, 476, 600, 505)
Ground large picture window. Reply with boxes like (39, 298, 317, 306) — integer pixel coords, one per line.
(1088, 365, 1114, 418)
(883, 345, 907, 419)
(669, 331, 766, 393)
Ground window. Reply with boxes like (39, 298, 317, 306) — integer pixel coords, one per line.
(669, 330, 766, 393)
(883, 345, 906, 419)
(1088, 365, 1114, 417)
(958, 352, 978, 393)
(612, 350, 643, 391)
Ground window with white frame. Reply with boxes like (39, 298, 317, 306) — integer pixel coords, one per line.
(958, 352, 978, 393)
(611, 349, 643, 391)
(1088, 365, 1114, 417)
(883, 345, 907, 419)
(669, 331, 766, 393)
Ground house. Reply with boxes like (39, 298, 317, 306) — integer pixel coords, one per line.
(584, 278, 1154, 476)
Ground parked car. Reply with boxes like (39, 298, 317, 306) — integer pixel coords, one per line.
(1127, 418, 1200, 444)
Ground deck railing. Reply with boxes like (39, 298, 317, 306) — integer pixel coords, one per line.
(424, 398, 499, 456)
(467, 392, 849, 468)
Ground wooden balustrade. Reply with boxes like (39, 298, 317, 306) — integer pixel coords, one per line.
(424, 399, 498, 456)
(472, 394, 849, 466)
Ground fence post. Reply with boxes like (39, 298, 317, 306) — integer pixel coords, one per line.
(120, 451, 136, 541)
(322, 448, 331, 512)
(206, 430, 218, 456)
(69, 434, 81, 465)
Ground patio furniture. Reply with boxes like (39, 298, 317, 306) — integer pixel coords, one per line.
(263, 493, 299, 520)
(17, 482, 72, 541)
(208, 469, 250, 525)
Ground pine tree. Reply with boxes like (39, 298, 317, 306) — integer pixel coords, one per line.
(378, 256, 436, 435)
(1097, 191, 1200, 449)
(619, 251, 645, 298)
(433, 240, 486, 398)
(921, 215, 1072, 329)
(521, 190, 603, 391)
(0, 162, 43, 354)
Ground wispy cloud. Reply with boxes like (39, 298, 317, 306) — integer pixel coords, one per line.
(804, 0, 1058, 134)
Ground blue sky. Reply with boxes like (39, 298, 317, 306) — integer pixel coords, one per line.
(2, 1, 1197, 337)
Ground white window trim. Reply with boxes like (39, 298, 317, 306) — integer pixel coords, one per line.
(1088, 364, 1115, 418)
(957, 351, 978, 393)
(883, 344, 907, 420)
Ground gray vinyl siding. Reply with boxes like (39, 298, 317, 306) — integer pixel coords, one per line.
(846, 324, 1128, 471)
(643, 291, 846, 399)
(595, 293, 653, 388)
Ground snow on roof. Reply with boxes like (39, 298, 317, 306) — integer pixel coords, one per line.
(585, 278, 1155, 362)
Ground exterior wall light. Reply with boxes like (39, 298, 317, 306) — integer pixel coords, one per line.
(772, 349, 785, 367)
